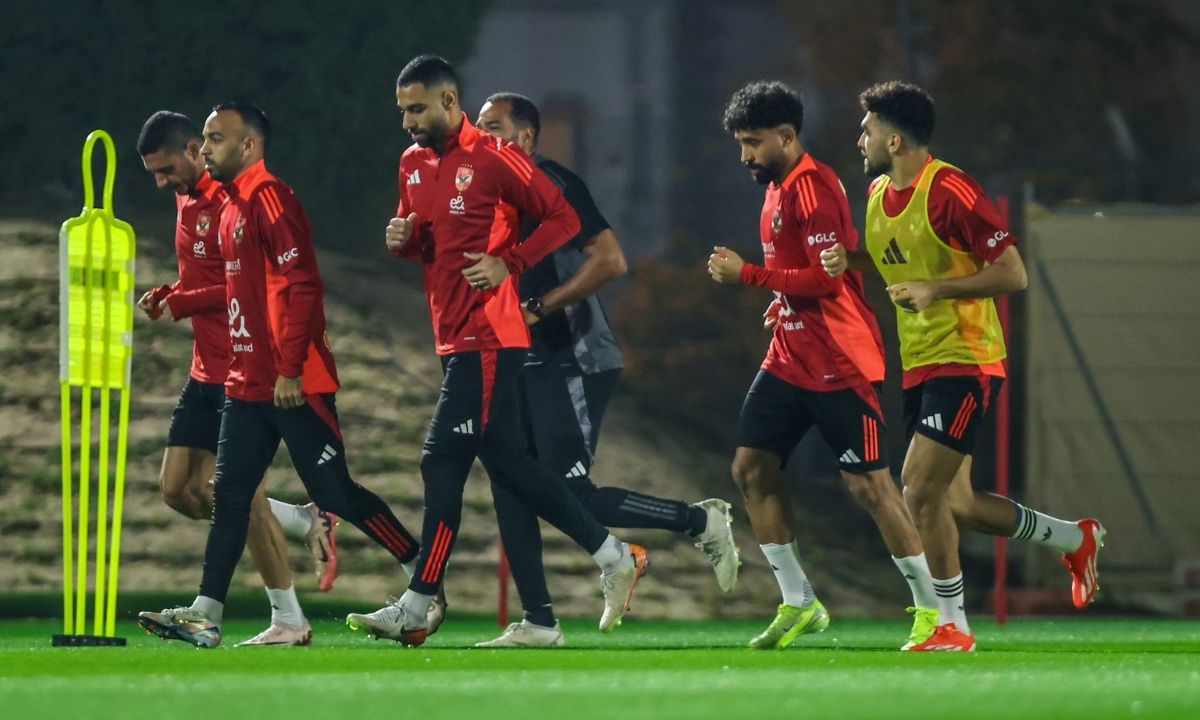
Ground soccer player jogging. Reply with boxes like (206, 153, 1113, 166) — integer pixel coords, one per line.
(137, 103, 421, 648)
(466, 94, 738, 648)
(708, 81, 939, 651)
(135, 111, 338, 645)
(346, 56, 646, 647)
(821, 81, 1105, 651)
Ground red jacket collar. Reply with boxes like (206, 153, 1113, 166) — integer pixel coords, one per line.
(192, 170, 223, 201)
(441, 114, 483, 155)
(226, 159, 273, 198)
(778, 153, 818, 190)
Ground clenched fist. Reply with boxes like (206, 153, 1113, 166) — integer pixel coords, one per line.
(385, 212, 419, 255)
(707, 246, 745, 284)
(820, 243, 847, 277)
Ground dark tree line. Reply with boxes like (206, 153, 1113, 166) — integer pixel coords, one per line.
(0, 0, 491, 250)
(782, 0, 1200, 204)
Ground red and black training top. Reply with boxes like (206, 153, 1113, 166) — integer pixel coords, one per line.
(160, 171, 229, 384)
(218, 160, 338, 402)
(393, 115, 581, 356)
(741, 153, 886, 399)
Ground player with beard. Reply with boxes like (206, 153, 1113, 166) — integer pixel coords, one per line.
(821, 81, 1104, 651)
(346, 56, 646, 648)
(708, 81, 941, 651)
(137, 103, 422, 648)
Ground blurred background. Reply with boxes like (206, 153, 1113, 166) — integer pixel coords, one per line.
(1, 0, 1198, 620)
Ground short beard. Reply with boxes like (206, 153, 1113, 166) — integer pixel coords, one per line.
(865, 157, 892, 177)
(207, 157, 247, 184)
(206, 163, 230, 183)
(747, 162, 780, 186)
(416, 121, 449, 150)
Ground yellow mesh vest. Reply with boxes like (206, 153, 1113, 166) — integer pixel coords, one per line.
(864, 159, 1006, 370)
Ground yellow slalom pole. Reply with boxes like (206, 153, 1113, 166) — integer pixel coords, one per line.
(75, 382, 90, 634)
(57, 130, 134, 644)
(106, 382, 131, 636)
(59, 381, 74, 636)
(75, 213, 98, 633)
(94, 388, 109, 634)
(58, 170, 76, 638)
(93, 218, 114, 634)
(106, 231, 134, 636)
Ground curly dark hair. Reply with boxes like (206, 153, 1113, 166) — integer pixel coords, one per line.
(859, 81, 935, 146)
(722, 81, 804, 134)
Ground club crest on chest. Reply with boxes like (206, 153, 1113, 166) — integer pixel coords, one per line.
(455, 165, 475, 193)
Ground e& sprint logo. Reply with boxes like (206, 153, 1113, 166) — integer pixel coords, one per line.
(228, 297, 253, 353)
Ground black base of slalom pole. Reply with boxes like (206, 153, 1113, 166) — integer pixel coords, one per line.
(51, 634, 127, 647)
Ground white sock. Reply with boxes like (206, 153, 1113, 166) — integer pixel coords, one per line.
(397, 589, 433, 617)
(266, 585, 306, 628)
(401, 561, 417, 581)
(269, 499, 314, 538)
(932, 574, 969, 634)
(591, 534, 628, 571)
(1011, 501, 1084, 553)
(191, 595, 224, 625)
(760, 542, 815, 608)
(893, 553, 938, 608)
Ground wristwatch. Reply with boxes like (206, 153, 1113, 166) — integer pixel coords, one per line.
(523, 297, 546, 320)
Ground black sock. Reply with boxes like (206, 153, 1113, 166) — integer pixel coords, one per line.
(685, 505, 708, 537)
(492, 480, 555, 632)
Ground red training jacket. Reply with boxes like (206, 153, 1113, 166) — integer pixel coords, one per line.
(218, 160, 338, 402)
(741, 153, 886, 394)
(157, 171, 229, 384)
(392, 115, 581, 355)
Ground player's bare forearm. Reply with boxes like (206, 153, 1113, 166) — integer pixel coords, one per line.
(540, 230, 627, 313)
(889, 246, 1027, 312)
(931, 245, 1027, 300)
(847, 248, 880, 277)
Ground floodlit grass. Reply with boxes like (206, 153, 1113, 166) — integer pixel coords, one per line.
(2, 617, 1198, 719)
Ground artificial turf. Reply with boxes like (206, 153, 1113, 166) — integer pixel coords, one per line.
(2, 616, 1198, 719)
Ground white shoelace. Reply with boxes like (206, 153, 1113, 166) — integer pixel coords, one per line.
(162, 607, 207, 622)
(367, 597, 407, 623)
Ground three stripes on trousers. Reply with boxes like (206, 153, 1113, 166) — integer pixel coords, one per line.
(364, 513, 413, 560)
(838, 416, 880, 465)
(921, 394, 977, 440)
(421, 521, 454, 584)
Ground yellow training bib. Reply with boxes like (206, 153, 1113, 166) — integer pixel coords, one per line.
(865, 159, 1006, 370)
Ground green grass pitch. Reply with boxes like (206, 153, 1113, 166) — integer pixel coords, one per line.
(3, 617, 1199, 719)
